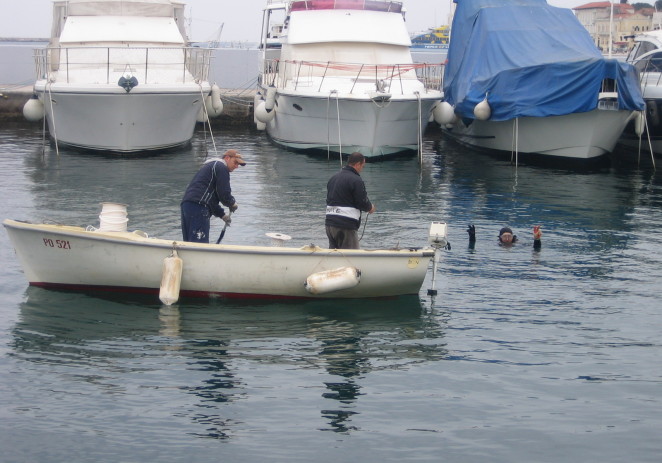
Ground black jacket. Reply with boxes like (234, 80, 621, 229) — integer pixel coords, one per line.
(325, 166, 373, 230)
(181, 159, 235, 218)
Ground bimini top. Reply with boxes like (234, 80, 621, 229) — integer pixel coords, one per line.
(443, 0, 644, 121)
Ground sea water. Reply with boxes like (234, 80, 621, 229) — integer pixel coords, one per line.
(0, 123, 661, 462)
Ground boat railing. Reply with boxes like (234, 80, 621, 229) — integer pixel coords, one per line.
(289, 0, 403, 13)
(34, 46, 213, 85)
(633, 56, 662, 90)
(260, 59, 444, 94)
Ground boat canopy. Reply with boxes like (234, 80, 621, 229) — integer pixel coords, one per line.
(58, 16, 185, 44)
(286, 6, 410, 46)
(50, 0, 187, 43)
(65, 0, 178, 17)
(443, 0, 644, 121)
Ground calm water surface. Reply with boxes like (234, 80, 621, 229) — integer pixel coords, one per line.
(1, 123, 661, 462)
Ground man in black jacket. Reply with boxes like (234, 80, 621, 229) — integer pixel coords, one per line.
(325, 152, 376, 249)
(180, 149, 245, 243)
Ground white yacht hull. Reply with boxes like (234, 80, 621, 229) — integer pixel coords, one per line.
(442, 108, 635, 160)
(264, 91, 440, 158)
(35, 82, 209, 153)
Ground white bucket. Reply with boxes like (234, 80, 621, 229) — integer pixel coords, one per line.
(101, 202, 127, 214)
(98, 215, 128, 232)
(98, 202, 128, 232)
(100, 210, 127, 219)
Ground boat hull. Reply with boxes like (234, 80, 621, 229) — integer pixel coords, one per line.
(442, 108, 635, 160)
(3, 219, 434, 300)
(35, 82, 209, 153)
(263, 91, 441, 158)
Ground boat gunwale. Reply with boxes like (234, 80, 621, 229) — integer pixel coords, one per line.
(271, 89, 442, 101)
(3, 219, 435, 258)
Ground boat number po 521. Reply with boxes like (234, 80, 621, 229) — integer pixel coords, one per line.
(43, 238, 71, 249)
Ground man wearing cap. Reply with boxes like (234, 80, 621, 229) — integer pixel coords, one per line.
(181, 149, 246, 243)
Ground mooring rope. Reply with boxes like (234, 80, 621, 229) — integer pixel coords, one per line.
(415, 91, 423, 166)
(335, 91, 342, 167)
(198, 85, 218, 160)
(47, 82, 59, 157)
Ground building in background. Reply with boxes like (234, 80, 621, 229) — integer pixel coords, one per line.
(574, 1, 655, 53)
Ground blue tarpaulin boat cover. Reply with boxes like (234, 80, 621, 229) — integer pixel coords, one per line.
(443, 0, 644, 121)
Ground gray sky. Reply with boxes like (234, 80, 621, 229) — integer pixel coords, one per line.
(0, 0, 586, 42)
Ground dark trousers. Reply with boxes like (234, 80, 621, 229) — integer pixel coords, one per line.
(326, 225, 360, 249)
(181, 201, 211, 243)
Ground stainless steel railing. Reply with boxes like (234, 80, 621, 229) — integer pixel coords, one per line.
(34, 46, 213, 84)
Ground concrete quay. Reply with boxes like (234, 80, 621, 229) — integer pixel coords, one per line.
(0, 85, 256, 127)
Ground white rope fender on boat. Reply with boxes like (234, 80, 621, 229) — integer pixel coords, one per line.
(304, 266, 361, 295)
(159, 245, 183, 306)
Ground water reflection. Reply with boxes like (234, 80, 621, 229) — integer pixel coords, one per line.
(11, 288, 447, 439)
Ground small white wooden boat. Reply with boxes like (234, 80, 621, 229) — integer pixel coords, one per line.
(3, 218, 439, 301)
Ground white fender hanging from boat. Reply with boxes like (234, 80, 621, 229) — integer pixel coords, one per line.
(474, 97, 491, 121)
(254, 93, 266, 129)
(433, 101, 456, 125)
(304, 266, 361, 295)
(264, 87, 277, 111)
(159, 248, 183, 305)
(23, 95, 45, 122)
(255, 100, 276, 123)
(634, 110, 646, 136)
(204, 84, 224, 118)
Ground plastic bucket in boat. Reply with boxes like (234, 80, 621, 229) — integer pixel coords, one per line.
(98, 215, 128, 232)
(98, 202, 128, 231)
(100, 210, 127, 220)
(100, 202, 127, 214)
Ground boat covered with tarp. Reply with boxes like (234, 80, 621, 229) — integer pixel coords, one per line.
(435, 0, 645, 160)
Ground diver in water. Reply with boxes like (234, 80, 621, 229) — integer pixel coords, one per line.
(466, 224, 542, 249)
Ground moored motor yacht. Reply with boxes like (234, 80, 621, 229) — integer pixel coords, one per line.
(618, 29, 662, 157)
(253, 0, 444, 160)
(22, 0, 222, 154)
(437, 0, 644, 163)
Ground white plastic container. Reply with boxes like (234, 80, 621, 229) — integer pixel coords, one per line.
(98, 202, 128, 232)
(98, 215, 128, 232)
(100, 202, 127, 214)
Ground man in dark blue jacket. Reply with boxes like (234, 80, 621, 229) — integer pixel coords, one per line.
(181, 149, 245, 243)
(325, 152, 376, 249)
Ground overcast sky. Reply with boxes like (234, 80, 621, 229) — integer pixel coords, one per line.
(0, 0, 587, 42)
